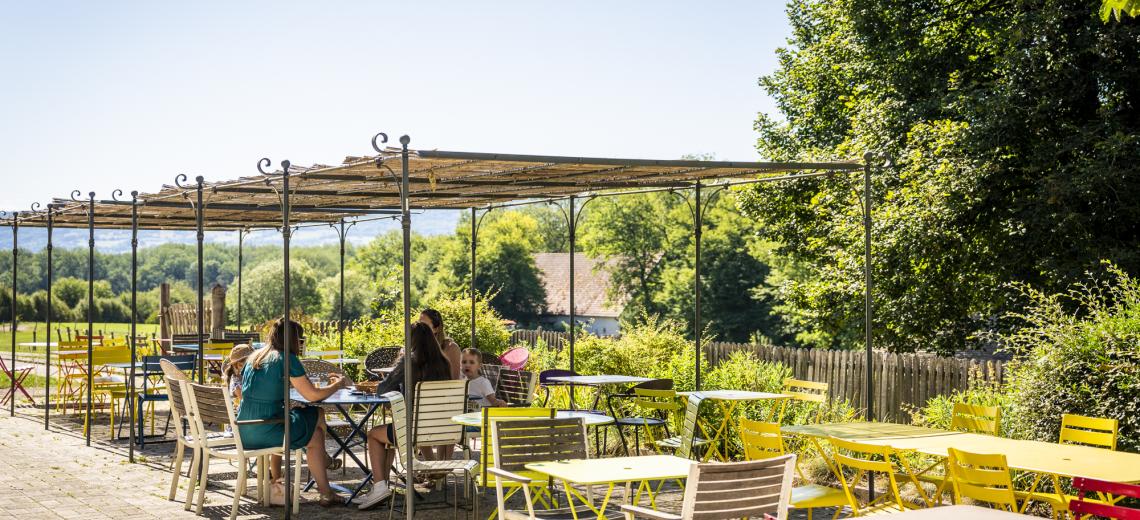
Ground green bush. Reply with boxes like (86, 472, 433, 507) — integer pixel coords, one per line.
(909, 380, 1013, 431)
(1000, 264, 1140, 452)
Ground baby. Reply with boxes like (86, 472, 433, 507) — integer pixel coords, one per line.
(461, 348, 507, 408)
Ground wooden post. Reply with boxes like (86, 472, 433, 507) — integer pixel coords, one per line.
(210, 283, 226, 339)
(159, 282, 171, 342)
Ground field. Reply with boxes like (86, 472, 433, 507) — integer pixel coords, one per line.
(2, 322, 161, 353)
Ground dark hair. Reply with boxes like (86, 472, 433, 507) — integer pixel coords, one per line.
(250, 319, 304, 370)
(421, 308, 448, 345)
(410, 321, 451, 382)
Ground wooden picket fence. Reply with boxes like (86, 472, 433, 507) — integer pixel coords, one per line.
(509, 329, 1005, 422)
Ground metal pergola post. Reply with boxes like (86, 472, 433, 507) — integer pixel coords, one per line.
(195, 177, 205, 383)
(263, 157, 296, 519)
(9, 212, 18, 417)
(470, 207, 477, 350)
(568, 196, 576, 373)
(693, 182, 703, 391)
(337, 218, 348, 353)
(44, 204, 54, 428)
(83, 191, 94, 446)
(237, 228, 245, 331)
(126, 190, 139, 462)
(400, 135, 414, 520)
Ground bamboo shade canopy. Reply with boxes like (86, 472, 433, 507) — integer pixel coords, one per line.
(18, 146, 862, 230)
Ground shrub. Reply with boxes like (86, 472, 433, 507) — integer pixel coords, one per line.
(999, 264, 1140, 451)
(909, 380, 1013, 431)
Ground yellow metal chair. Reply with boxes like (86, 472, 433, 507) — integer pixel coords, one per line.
(830, 436, 923, 515)
(779, 378, 829, 423)
(75, 347, 133, 437)
(102, 337, 128, 348)
(624, 387, 682, 455)
(473, 406, 557, 520)
(951, 403, 1001, 435)
(740, 419, 848, 520)
(1059, 413, 1118, 450)
(946, 448, 1019, 512)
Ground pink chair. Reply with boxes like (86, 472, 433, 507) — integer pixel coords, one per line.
(499, 347, 530, 371)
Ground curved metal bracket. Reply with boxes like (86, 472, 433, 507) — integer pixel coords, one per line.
(111, 189, 124, 202)
(371, 132, 389, 154)
(572, 195, 600, 229)
(257, 158, 273, 175)
(667, 189, 696, 219)
(70, 190, 83, 202)
(29, 202, 42, 215)
(699, 185, 729, 216)
(174, 174, 191, 189)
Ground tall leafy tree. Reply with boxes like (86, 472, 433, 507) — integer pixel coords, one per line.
(741, 0, 1140, 353)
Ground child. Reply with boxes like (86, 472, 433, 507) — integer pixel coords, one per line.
(461, 348, 507, 408)
(222, 343, 254, 402)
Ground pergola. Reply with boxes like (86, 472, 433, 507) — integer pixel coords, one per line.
(4, 132, 871, 518)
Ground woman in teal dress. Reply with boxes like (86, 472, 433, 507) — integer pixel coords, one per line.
(237, 319, 345, 506)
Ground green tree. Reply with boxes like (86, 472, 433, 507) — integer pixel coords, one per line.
(579, 194, 671, 317)
(236, 260, 322, 324)
(741, 0, 1140, 353)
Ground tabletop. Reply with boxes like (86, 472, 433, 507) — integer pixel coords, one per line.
(17, 342, 58, 347)
(678, 390, 788, 401)
(525, 454, 693, 485)
(451, 409, 615, 428)
(881, 505, 1034, 518)
(784, 422, 1140, 483)
(289, 388, 389, 406)
(547, 375, 654, 385)
(371, 366, 396, 375)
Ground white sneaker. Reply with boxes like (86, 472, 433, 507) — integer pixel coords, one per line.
(357, 482, 392, 510)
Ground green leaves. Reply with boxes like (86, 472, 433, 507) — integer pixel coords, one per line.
(1101, 0, 1140, 21)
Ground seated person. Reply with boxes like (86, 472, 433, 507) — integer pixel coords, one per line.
(357, 322, 453, 510)
(461, 348, 507, 408)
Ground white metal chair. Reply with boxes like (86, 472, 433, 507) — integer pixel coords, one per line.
(183, 381, 303, 519)
(160, 359, 236, 503)
(622, 455, 797, 520)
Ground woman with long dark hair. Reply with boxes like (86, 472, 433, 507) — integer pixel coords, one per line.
(237, 319, 344, 506)
(420, 308, 461, 380)
(357, 321, 452, 509)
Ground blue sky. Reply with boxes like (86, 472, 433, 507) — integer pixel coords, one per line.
(0, 1, 792, 250)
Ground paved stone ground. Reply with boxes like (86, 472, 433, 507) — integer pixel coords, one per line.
(0, 399, 837, 519)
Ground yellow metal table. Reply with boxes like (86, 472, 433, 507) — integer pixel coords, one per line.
(784, 422, 1140, 512)
(678, 390, 788, 461)
(885, 504, 1034, 518)
(524, 454, 694, 519)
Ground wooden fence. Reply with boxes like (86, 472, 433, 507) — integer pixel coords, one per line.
(509, 329, 1005, 422)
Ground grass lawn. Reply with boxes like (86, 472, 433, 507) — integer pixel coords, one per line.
(2, 322, 161, 352)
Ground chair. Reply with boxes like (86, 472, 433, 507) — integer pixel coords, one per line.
(946, 448, 1019, 512)
(497, 369, 537, 406)
(951, 403, 1001, 435)
(383, 389, 478, 519)
(538, 369, 580, 408)
(75, 347, 133, 437)
(160, 361, 234, 503)
(622, 455, 797, 520)
(655, 393, 710, 460)
(830, 436, 920, 515)
(183, 381, 301, 519)
(488, 417, 610, 520)
(364, 346, 401, 381)
(480, 363, 503, 393)
(298, 359, 356, 459)
(473, 407, 556, 520)
(1070, 478, 1140, 520)
(222, 331, 261, 346)
(739, 420, 847, 520)
(778, 378, 829, 423)
(128, 355, 195, 448)
(0, 356, 34, 406)
(1059, 413, 1118, 450)
(606, 379, 677, 456)
(499, 346, 530, 371)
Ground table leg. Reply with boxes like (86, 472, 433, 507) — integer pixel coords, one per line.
(561, 479, 615, 520)
(701, 400, 737, 462)
(303, 402, 381, 505)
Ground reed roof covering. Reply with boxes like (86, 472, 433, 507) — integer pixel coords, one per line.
(19, 147, 862, 230)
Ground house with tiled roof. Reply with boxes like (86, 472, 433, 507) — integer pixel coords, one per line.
(532, 252, 625, 336)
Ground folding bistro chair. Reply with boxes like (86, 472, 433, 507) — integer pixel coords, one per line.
(740, 420, 847, 520)
(0, 356, 34, 406)
(622, 455, 797, 520)
(1070, 478, 1140, 520)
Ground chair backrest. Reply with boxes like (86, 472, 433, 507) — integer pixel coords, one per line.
(671, 393, 704, 459)
(364, 346, 401, 380)
(223, 332, 261, 346)
(479, 350, 501, 366)
(201, 342, 235, 356)
(1059, 413, 1118, 450)
(480, 363, 502, 391)
(782, 378, 828, 404)
(386, 391, 410, 458)
(159, 358, 193, 381)
(490, 417, 588, 474)
(496, 369, 537, 406)
(478, 406, 555, 483)
(633, 388, 682, 416)
(1070, 478, 1140, 520)
(91, 347, 133, 366)
(300, 358, 347, 380)
(679, 455, 796, 520)
(947, 448, 1018, 512)
(103, 337, 128, 348)
(185, 382, 242, 450)
(412, 380, 468, 449)
(166, 377, 189, 426)
(829, 436, 907, 514)
(951, 403, 1001, 435)
(498, 346, 530, 370)
(172, 333, 210, 344)
(141, 355, 194, 392)
(740, 419, 786, 460)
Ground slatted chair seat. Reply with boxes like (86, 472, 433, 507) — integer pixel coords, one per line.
(623, 455, 797, 520)
(655, 394, 710, 459)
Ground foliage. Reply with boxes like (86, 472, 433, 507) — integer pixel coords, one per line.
(1102, 0, 1140, 21)
(909, 380, 1013, 431)
(1000, 264, 1140, 452)
(236, 260, 322, 324)
(579, 194, 670, 317)
(316, 268, 372, 321)
(742, 0, 1140, 353)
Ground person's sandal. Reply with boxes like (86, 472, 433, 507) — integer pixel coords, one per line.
(318, 491, 344, 507)
(327, 456, 343, 471)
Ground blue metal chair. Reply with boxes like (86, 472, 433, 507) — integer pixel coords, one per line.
(136, 354, 196, 447)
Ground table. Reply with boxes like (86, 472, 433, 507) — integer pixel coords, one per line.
(450, 409, 615, 428)
(525, 455, 693, 518)
(881, 504, 1034, 518)
(784, 422, 1140, 511)
(370, 366, 395, 375)
(547, 374, 653, 411)
(290, 388, 389, 505)
(678, 390, 789, 461)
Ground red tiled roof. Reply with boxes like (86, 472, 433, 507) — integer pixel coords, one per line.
(533, 252, 624, 318)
